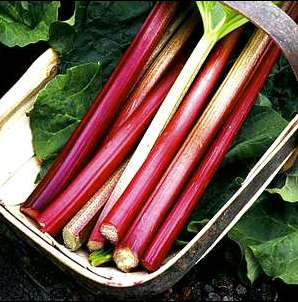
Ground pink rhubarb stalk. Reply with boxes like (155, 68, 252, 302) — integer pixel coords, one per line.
(111, 27, 277, 272)
(100, 29, 242, 246)
(21, 1, 180, 219)
(36, 61, 184, 237)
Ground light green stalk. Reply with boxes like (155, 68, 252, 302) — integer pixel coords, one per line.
(89, 247, 113, 267)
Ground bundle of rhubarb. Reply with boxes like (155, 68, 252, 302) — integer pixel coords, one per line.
(18, 0, 298, 280)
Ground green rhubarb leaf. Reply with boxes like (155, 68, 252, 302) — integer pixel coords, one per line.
(235, 235, 263, 286)
(229, 196, 298, 284)
(228, 195, 270, 285)
(48, 21, 75, 54)
(256, 94, 272, 108)
(29, 1, 153, 179)
(73, 1, 89, 30)
(225, 105, 288, 164)
(0, 1, 60, 47)
(251, 232, 298, 284)
(268, 161, 298, 203)
(262, 55, 298, 120)
(57, 1, 154, 82)
(243, 248, 263, 284)
(29, 62, 101, 163)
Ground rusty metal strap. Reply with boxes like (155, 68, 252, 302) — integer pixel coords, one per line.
(220, 1, 298, 80)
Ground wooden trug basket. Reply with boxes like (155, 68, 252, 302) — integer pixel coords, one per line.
(0, 3, 298, 299)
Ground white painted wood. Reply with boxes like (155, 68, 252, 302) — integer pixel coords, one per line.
(0, 48, 59, 128)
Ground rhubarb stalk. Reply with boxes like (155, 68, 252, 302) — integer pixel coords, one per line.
(87, 18, 199, 250)
(142, 1, 298, 272)
(111, 27, 277, 272)
(62, 162, 126, 252)
(106, 1, 250, 211)
(67, 15, 198, 250)
(20, 1, 180, 219)
(87, 160, 129, 251)
(100, 29, 243, 245)
(106, 11, 199, 139)
(142, 44, 282, 272)
(89, 247, 113, 267)
(140, 4, 191, 80)
(36, 62, 184, 237)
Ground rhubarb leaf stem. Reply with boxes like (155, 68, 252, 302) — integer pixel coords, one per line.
(89, 248, 113, 267)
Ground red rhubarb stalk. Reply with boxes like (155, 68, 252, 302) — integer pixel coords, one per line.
(87, 17, 199, 250)
(106, 1, 251, 219)
(106, 12, 199, 139)
(87, 14, 198, 250)
(142, 1, 298, 272)
(62, 162, 126, 251)
(142, 45, 282, 272)
(140, 5, 190, 79)
(110, 28, 276, 272)
(100, 29, 243, 245)
(20, 1, 180, 219)
(90, 30, 241, 251)
(36, 62, 184, 237)
(87, 160, 129, 251)
(88, 219, 109, 251)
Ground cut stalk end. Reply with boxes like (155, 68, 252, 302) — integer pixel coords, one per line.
(100, 224, 119, 244)
(113, 247, 139, 273)
(62, 229, 82, 252)
(87, 240, 105, 252)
